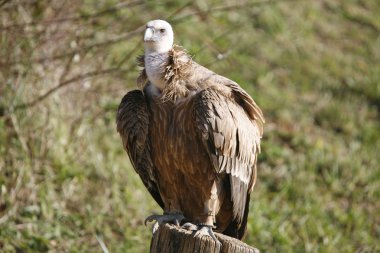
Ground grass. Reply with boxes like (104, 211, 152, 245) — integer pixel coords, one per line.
(1, 0, 379, 252)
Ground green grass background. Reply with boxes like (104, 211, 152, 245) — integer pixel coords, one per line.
(0, 0, 379, 252)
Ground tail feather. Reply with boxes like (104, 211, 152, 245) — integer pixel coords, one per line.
(222, 193, 251, 240)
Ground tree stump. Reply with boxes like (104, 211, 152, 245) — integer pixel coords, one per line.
(150, 223, 259, 253)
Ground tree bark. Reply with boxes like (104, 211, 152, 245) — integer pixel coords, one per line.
(150, 223, 259, 253)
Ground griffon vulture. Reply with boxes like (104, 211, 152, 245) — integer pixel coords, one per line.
(116, 20, 264, 242)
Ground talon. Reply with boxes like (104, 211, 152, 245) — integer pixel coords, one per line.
(144, 214, 159, 226)
(193, 225, 221, 247)
(143, 213, 185, 234)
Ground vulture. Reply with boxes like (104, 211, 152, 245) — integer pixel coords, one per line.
(116, 20, 264, 242)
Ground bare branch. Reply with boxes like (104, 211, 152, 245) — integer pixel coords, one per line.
(0, 0, 145, 31)
(0, 26, 144, 67)
(171, 0, 296, 23)
(0, 0, 37, 10)
(0, 0, 12, 8)
(13, 67, 127, 110)
(166, 1, 193, 20)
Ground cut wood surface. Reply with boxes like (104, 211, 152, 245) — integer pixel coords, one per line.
(150, 223, 259, 253)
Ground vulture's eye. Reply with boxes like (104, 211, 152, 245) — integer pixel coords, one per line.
(159, 29, 165, 33)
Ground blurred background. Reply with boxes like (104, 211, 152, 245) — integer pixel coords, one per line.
(0, 0, 379, 252)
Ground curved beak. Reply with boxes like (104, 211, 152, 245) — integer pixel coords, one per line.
(144, 27, 154, 42)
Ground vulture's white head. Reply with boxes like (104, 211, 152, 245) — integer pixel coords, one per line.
(144, 20, 174, 54)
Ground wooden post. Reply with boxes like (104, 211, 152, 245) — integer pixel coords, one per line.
(150, 223, 259, 253)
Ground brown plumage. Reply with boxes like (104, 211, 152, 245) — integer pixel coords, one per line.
(117, 20, 264, 240)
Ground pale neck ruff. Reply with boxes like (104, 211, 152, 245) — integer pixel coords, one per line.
(144, 51, 169, 91)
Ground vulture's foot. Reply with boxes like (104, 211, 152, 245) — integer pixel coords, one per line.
(193, 224, 221, 248)
(144, 212, 185, 234)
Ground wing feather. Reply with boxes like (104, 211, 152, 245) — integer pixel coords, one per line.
(116, 90, 164, 208)
(193, 86, 263, 225)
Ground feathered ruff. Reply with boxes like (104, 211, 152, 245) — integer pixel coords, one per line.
(136, 45, 193, 103)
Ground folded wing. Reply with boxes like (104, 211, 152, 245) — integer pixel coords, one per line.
(193, 84, 263, 238)
(116, 90, 164, 208)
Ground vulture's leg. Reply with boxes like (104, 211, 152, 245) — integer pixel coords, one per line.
(181, 180, 222, 245)
(144, 212, 185, 234)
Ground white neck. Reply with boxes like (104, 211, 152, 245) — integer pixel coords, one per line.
(144, 52, 169, 91)
(144, 45, 171, 55)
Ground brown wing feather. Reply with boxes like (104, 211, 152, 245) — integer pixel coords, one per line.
(116, 90, 164, 208)
(193, 86, 262, 233)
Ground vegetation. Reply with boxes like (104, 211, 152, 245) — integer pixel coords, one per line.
(1, 0, 379, 252)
